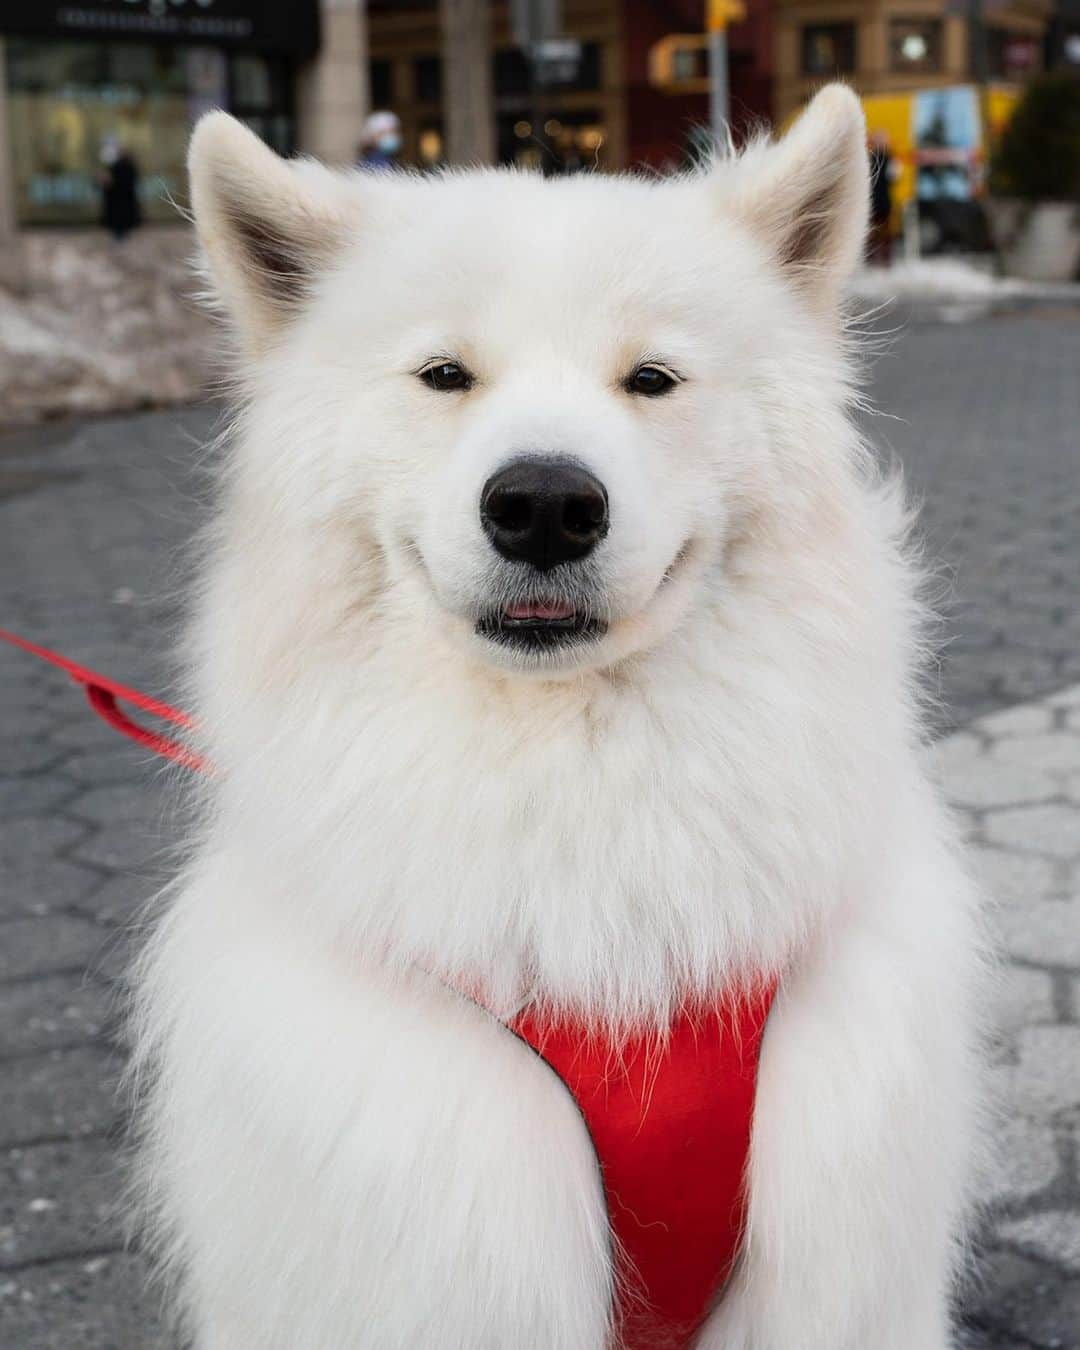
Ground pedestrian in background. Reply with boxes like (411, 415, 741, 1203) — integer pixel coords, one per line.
(358, 111, 403, 170)
(868, 130, 896, 265)
(99, 136, 141, 242)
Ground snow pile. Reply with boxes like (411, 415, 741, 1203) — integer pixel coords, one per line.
(0, 228, 217, 424)
(848, 256, 1080, 307)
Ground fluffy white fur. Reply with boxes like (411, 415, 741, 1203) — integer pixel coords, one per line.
(130, 86, 986, 1349)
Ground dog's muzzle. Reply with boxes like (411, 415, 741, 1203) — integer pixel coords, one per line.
(476, 455, 610, 654)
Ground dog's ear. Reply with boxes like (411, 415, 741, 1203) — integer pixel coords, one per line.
(718, 84, 869, 308)
(188, 112, 354, 352)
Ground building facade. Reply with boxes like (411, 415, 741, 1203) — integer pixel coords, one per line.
(366, 0, 772, 174)
(368, 0, 626, 170)
(0, 0, 364, 237)
(18, 0, 1058, 243)
(0, 0, 777, 244)
(773, 0, 1053, 124)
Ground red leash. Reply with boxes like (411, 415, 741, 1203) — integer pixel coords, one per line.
(0, 627, 208, 773)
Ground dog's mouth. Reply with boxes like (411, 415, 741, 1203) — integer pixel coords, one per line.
(476, 597, 607, 651)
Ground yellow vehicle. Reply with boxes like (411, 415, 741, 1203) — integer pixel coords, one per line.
(861, 84, 1020, 249)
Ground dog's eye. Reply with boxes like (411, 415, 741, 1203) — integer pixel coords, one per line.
(421, 361, 473, 393)
(626, 365, 677, 397)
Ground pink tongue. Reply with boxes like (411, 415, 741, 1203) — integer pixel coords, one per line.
(504, 600, 575, 621)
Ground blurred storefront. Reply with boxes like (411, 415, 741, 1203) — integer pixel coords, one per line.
(369, 0, 624, 170)
(368, 0, 772, 174)
(0, 0, 365, 233)
(0, 0, 781, 243)
(0, 0, 777, 240)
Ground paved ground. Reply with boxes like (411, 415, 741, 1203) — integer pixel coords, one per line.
(937, 688, 1080, 1349)
(857, 305, 1080, 730)
(0, 306, 1078, 1347)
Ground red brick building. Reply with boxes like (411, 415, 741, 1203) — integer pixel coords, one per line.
(622, 0, 772, 167)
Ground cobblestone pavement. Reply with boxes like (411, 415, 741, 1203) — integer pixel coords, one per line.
(939, 689, 1080, 1350)
(859, 306, 1080, 732)
(1, 308, 1078, 1347)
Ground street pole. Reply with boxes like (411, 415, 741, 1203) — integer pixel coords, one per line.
(526, 0, 546, 171)
(0, 37, 23, 291)
(970, 0, 988, 86)
(706, 0, 744, 155)
(968, 0, 990, 197)
(709, 26, 729, 151)
(512, 0, 561, 169)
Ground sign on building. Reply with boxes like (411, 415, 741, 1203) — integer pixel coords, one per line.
(0, 1, 319, 57)
(510, 0, 561, 50)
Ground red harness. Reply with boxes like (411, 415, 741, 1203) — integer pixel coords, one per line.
(510, 991, 774, 1348)
(1, 627, 777, 1348)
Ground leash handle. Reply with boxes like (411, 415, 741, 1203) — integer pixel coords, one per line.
(0, 626, 209, 774)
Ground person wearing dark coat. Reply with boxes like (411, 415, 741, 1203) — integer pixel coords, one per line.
(868, 131, 895, 265)
(99, 137, 141, 241)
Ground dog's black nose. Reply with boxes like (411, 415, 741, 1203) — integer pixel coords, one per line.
(480, 457, 609, 572)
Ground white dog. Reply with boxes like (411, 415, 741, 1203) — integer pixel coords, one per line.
(130, 86, 986, 1349)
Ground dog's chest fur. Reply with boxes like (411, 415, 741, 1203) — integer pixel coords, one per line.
(205, 547, 893, 1024)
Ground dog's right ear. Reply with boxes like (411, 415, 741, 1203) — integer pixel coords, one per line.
(189, 113, 354, 353)
(716, 84, 869, 311)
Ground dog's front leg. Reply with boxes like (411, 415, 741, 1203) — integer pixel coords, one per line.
(701, 846, 985, 1350)
(135, 875, 613, 1350)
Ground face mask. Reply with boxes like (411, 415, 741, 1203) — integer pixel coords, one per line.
(376, 133, 401, 156)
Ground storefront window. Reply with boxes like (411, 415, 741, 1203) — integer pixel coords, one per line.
(415, 56, 441, 104)
(370, 59, 394, 108)
(228, 53, 292, 155)
(231, 53, 273, 109)
(986, 28, 1040, 79)
(5, 38, 291, 226)
(801, 24, 856, 77)
(889, 19, 943, 75)
(6, 40, 192, 225)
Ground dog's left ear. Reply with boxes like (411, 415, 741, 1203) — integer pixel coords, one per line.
(717, 84, 869, 309)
